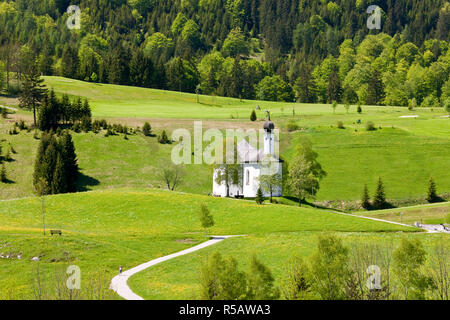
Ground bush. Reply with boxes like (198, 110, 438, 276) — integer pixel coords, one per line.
(250, 110, 257, 122)
(80, 116, 92, 132)
(337, 121, 345, 129)
(143, 122, 152, 136)
(287, 120, 299, 132)
(421, 95, 439, 108)
(0, 163, 7, 183)
(365, 121, 376, 131)
(72, 122, 81, 133)
(157, 130, 171, 144)
(357, 104, 362, 114)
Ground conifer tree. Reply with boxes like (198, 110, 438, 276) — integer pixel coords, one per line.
(1, 163, 7, 183)
(255, 187, 265, 205)
(52, 153, 67, 194)
(373, 177, 387, 209)
(426, 177, 439, 203)
(250, 110, 257, 121)
(60, 132, 79, 193)
(361, 184, 371, 210)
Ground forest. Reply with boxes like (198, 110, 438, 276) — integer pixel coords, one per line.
(0, 0, 449, 107)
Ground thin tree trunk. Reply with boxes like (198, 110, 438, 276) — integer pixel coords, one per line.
(299, 192, 302, 207)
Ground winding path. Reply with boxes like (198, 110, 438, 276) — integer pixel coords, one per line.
(110, 236, 241, 300)
(110, 211, 445, 300)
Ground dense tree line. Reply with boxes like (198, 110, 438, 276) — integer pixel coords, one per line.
(38, 89, 92, 131)
(33, 131, 79, 195)
(0, 0, 449, 104)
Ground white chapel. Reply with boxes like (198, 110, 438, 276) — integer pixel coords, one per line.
(212, 118, 283, 198)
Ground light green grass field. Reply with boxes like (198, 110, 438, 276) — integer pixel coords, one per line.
(355, 202, 450, 225)
(128, 231, 448, 300)
(0, 189, 417, 299)
(44, 76, 415, 120)
(2, 77, 449, 202)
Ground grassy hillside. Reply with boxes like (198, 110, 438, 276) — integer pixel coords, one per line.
(355, 202, 450, 225)
(44, 76, 408, 120)
(2, 78, 449, 203)
(0, 189, 416, 299)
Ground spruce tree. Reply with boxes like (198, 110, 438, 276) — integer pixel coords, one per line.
(250, 110, 257, 121)
(60, 132, 79, 193)
(52, 153, 67, 194)
(255, 187, 265, 205)
(373, 178, 387, 209)
(361, 184, 371, 210)
(1, 163, 7, 183)
(426, 177, 439, 203)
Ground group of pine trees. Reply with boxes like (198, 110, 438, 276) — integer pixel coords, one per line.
(362, 177, 443, 210)
(38, 89, 92, 131)
(33, 131, 78, 195)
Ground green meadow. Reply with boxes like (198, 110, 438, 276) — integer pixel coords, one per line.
(356, 202, 450, 225)
(0, 189, 416, 299)
(128, 231, 447, 300)
(0, 78, 448, 300)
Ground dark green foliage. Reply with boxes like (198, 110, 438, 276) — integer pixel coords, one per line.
(143, 122, 152, 136)
(1, 163, 7, 183)
(373, 178, 388, 210)
(2, 0, 447, 105)
(33, 131, 78, 195)
(426, 177, 440, 203)
(250, 110, 257, 122)
(366, 121, 376, 131)
(361, 184, 371, 210)
(357, 104, 362, 114)
(255, 187, 265, 205)
(157, 130, 170, 144)
(38, 91, 91, 131)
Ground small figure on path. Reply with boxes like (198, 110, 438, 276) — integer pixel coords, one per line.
(119, 266, 123, 274)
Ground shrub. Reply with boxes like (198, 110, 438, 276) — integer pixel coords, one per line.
(337, 121, 345, 129)
(421, 95, 439, 108)
(72, 122, 81, 133)
(287, 120, 299, 132)
(1, 108, 7, 118)
(250, 110, 257, 122)
(80, 116, 92, 132)
(366, 121, 376, 131)
(143, 122, 152, 136)
(0, 163, 7, 183)
(357, 104, 362, 114)
(157, 130, 171, 144)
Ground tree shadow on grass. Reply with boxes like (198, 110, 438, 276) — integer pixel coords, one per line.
(1, 179, 15, 184)
(76, 172, 100, 192)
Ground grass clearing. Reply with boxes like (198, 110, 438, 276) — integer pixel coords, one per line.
(0, 189, 417, 299)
